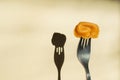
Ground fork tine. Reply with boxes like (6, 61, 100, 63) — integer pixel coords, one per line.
(78, 37, 84, 49)
(80, 37, 83, 45)
(86, 38, 91, 52)
(84, 39, 88, 48)
(88, 38, 91, 46)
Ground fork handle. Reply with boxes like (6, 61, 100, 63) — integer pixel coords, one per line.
(58, 69, 61, 80)
(85, 66, 91, 80)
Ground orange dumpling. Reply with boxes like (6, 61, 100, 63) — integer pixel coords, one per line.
(74, 22, 99, 38)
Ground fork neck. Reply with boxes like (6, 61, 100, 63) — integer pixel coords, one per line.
(58, 69, 61, 80)
(84, 64, 91, 80)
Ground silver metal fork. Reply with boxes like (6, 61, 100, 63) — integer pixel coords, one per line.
(77, 37, 91, 80)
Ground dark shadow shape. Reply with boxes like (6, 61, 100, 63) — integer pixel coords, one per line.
(51, 32, 66, 80)
(51, 32, 66, 47)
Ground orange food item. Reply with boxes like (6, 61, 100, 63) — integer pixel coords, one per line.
(74, 22, 99, 38)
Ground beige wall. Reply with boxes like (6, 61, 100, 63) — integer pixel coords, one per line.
(0, 0, 120, 80)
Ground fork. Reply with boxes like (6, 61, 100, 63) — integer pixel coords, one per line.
(77, 37, 91, 80)
(54, 46, 64, 80)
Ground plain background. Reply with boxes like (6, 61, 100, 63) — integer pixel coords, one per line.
(0, 0, 120, 80)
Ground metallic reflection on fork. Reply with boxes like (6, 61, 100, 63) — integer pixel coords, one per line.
(77, 37, 91, 80)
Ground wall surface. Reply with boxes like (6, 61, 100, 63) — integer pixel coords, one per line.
(0, 0, 120, 80)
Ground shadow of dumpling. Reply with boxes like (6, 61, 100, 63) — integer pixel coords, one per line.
(51, 32, 66, 47)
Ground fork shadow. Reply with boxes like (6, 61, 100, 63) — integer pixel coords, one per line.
(51, 32, 66, 80)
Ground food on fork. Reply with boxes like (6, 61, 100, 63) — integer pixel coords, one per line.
(51, 32, 66, 47)
(74, 22, 99, 38)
